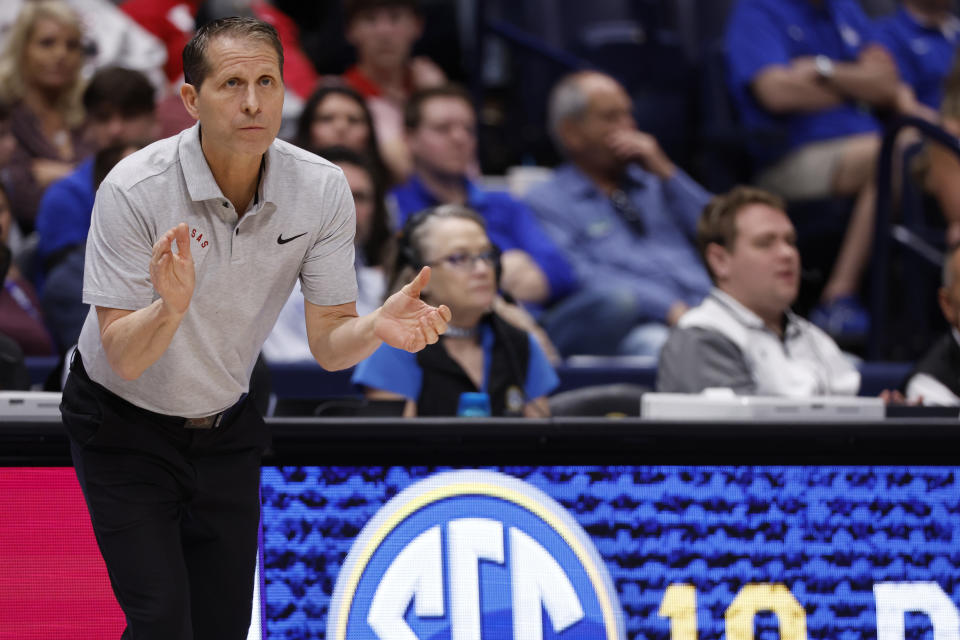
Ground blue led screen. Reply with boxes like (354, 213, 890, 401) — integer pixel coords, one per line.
(260, 466, 960, 640)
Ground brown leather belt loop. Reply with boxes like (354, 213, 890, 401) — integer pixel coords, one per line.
(183, 413, 225, 429)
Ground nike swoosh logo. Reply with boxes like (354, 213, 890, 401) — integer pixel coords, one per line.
(277, 232, 307, 245)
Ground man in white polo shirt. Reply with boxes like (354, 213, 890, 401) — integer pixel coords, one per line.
(656, 186, 860, 396)
(60, 17, 450, 640)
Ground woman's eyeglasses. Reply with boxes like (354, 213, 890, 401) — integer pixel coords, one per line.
(428, 248, 500, 271)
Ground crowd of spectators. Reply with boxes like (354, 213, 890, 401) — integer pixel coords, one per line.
(2, 0, 960, 414)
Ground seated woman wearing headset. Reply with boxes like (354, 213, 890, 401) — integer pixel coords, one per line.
(352, 204, 558, 417)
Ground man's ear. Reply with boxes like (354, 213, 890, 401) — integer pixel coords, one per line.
(180, 83, 200, 120)
(704, 242, 731, 282)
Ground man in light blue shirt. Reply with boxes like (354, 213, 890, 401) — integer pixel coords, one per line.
(525, 71, 712, 357)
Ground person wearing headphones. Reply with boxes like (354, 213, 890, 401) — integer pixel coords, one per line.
(352, 204, 559, 416)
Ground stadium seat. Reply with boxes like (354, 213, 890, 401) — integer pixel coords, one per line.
(548, 383, 647, 417)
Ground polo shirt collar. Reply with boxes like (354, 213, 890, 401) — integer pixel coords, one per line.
(558, 164, 599, 198)
(560, 162, 655, 199)
(179, 123, 224, 203)
(259, 144, 280, 211)
(710, 288, 801, 339)
(178, 122, 277, 215)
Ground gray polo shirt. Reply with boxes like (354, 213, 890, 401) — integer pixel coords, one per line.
(77, 123, 357, 417)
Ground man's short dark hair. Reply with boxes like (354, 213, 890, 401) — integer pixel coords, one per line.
(182, 17, 284, 90)
(343, 0, 419, 25)
(83, 67, 155, 117)
(404, 84, 473, 131)
(697, 186, 786, 283)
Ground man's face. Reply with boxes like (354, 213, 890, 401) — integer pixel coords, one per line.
(563, 74, 635, 168)
(346, 6, 422, 71)
(408, 96, 476, 178)
(712, 204, 800, 320)
(180, 36, 284, 159)
(938, 251, 960, 329)
(85, 107, 158, 150)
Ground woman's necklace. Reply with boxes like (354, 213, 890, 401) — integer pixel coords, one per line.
(444, 325, 479, 340)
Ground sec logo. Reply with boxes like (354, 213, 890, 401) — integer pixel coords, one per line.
(328, 470, 625, 640)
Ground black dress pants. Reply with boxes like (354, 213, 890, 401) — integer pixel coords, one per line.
(61, 354, 270, 640)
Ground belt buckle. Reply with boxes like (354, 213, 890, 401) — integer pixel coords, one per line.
(183, 413, 223, 429)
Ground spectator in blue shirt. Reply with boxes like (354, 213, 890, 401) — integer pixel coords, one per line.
(725, 0, 915, 338)
(524, 71, 713, 357)
(877, 0, 960, 113)
(391, 85, 575, 307)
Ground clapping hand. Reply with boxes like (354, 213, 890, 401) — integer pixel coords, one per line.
(150, 223, 195, 315)
(376, 267, 452, 352)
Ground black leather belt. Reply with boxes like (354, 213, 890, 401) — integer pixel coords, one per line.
(183, 413, 225, 429)
(70, 350, 241, 430)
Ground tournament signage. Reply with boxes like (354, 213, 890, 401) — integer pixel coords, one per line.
(260, 466, 960, 640)
(326, 470, 624, 639)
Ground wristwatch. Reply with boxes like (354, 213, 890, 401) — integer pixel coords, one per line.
(814, 55, 836, 82)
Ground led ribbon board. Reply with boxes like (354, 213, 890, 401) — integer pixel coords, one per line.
(261, 466, 960, 640)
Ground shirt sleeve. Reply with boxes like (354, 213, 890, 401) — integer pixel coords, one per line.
(506, 198, 577, 300)
(82, 180, 157, 310)
(661, 168, 712, 238)
(906, 372, 960, 407)
(351, 343, 423, 400)
(842, 0, 882, 52)
(725, 1, 792, 93)
(874, 19, 915, 86)
(300, 168, 359, 307)
(524, 333, 560, 400)
(656, 327, 756, 394)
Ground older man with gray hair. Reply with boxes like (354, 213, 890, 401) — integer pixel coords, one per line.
(525, 70, 713, 356)
(906, 244, 960, 405)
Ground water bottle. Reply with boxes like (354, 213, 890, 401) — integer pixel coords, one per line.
(457, 392, 491, 417)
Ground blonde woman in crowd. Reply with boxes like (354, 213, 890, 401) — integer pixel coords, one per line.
(0, 0, 90, 232)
